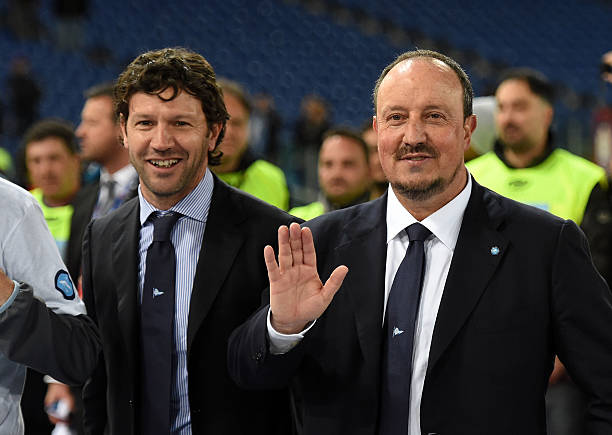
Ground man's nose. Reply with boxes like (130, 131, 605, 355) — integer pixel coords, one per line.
(402, 119, 426, 146)
(151, 125, 172, 150)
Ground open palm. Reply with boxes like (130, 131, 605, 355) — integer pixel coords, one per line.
(266, 223, 348, 334)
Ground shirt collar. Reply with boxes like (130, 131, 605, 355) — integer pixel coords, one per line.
(386, 171, 472, 251)
(139, 168, 214, 225)
(100, 164, 138, 190)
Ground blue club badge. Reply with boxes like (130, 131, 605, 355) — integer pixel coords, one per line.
(55, 270, 75, 300)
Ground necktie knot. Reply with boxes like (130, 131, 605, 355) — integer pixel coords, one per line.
(152, 212, 181, 242)
(406, 222, 431, 243)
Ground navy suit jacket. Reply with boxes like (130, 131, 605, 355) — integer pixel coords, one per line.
(229, 178, 612, 435)
(82, 176, 298, 435)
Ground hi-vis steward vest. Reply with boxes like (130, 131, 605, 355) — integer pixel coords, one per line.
(466, 148, 606, 225)
(30, 187, 73, 260)
(289, 201, 326, 221)
(217, 159, 289, 211)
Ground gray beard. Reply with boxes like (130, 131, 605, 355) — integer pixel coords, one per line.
(391, 160, 463, 202)
(391, 177, 445, 201)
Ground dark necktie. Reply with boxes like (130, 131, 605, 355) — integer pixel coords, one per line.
(140, 211, 181, 434)
(379, 223, 431, 435)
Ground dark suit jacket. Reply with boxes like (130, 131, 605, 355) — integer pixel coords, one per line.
(82, 177, 298, 435)
(228, 179, 612, 435)
(66, 181, 139, 283)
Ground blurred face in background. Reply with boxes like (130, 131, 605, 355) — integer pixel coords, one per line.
(219, 93, 250, 171)
(495, 79, 553, 154)
(26, 137, 80, 205)
(362, 125, 386, 185)
(318, 134, 371, 206)
(76, 96, 122, 165)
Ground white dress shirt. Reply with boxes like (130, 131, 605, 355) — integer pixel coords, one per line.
(268, 173, 472, 435)
(385, 176, 471, 435)
(138, 169, 214, 435)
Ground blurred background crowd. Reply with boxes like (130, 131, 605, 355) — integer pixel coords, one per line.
(0, 0, 611, 434)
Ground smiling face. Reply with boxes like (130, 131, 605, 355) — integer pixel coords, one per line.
(121, 88, 221, 209)
(374, 58, 476, 218)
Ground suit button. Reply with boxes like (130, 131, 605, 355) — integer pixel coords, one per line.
(128, 400, 134, 407)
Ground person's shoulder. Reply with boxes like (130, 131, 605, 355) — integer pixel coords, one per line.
(552, 148, 605, 175)
(305, 197, 383, 234)
(465, 151, 500, 171)
(89, 195, 139, 232)
(0, 178, 39, 221)
(289, 201, 325, 221)
(220, 179, 298, 223)
(480, 182, 566, 229)
(247, 159, 288, 184)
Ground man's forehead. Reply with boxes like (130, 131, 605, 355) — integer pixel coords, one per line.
(377, 58, 462, 111)
(391, 57, 451, 76)
(496, 79, 537, 101)
(26, 137, 71, 154)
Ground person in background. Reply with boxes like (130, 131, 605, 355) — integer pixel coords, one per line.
(467, 67, 612, 435)
(361, 120, 387, 199)
(71, 82, 139, 275)
(290, 128, 371, 220)
(212, 79, 289, 210)
(293, 94, 332, 197)
(249, 91, 282, 164)
(0, 176, 100, 435)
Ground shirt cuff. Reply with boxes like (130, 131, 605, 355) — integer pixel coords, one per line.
(0, 280, 21, 314)
(266, 308, 316, 355)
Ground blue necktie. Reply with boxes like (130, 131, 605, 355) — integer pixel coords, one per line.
(379, 223, 431, 435)
(140, 211, 181, 434)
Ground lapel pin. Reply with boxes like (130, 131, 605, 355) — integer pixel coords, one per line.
(490, 246, 500, 256)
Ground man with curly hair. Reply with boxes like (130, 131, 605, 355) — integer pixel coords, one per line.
(81, 47, 296, 435)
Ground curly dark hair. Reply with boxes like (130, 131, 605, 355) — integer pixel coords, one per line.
(114, 47, 229, 166)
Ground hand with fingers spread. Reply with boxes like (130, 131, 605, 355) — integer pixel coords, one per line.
(266, 222, 348, 334)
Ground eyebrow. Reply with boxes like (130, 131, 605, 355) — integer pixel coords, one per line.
(380, 103, 450, 115)
(130, 112, 199, 120)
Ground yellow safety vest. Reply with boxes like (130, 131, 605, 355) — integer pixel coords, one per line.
(466, 149, 606, 224)
(30, 188, 74, 260)
(217, 159, 290, 211)
(289, 201, 326, 221)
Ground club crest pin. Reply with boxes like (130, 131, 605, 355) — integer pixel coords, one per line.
(490, 246, 500, 256)
(55, 270, 75, 300)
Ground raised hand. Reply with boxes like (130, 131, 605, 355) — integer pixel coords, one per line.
(266, 222, 348, 334)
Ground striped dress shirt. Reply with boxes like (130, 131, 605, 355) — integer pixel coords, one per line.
(138, 169, 214, 434)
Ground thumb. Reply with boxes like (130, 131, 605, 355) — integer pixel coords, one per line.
(321, 265, 348, 301)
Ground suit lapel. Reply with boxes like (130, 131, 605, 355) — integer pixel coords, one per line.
(186, 180, 245, 355)
(427, 181, 508, 373)
(333, 196, 387, 365)
(112, 200, 141, 371)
